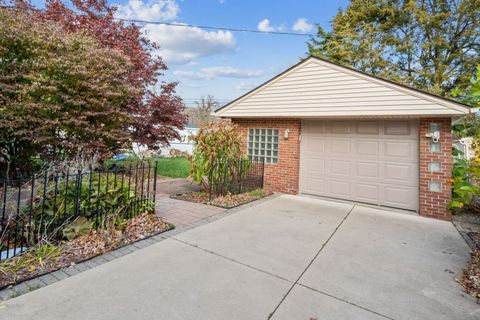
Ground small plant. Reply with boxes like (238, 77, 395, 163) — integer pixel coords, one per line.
(62, 217, 94, 241)
(0, 242, 61, 283)
(449, 147, 480, 209)
(247, 189, 266, 197)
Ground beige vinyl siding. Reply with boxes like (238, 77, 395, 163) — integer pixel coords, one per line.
(216, 58, 470, 118)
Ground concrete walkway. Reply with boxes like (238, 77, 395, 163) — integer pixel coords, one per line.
(1, 195, 479, 320)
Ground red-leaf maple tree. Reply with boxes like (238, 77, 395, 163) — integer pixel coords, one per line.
(1, 0, 187, 175)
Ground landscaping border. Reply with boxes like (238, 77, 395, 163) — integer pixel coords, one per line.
(170, 191, 272, 209)
(0, 193, 280, 301)
(0, 222, 175, 292)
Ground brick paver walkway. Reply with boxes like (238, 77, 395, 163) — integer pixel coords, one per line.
(155, 178, 225, 227)
(156, 194, 225, 227)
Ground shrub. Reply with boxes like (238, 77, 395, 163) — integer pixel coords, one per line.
(190, 120, 244, 185)
(449, 148, 480, 209)
(449, 66, 480, 210)
(0, 167, 155, 251)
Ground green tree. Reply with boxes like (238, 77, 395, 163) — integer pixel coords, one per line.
(0, 10, 135, 177)
(308, 0, 480, 97)
(450, 66, 480, 209)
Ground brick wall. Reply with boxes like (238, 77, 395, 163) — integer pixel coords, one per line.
(419, 118, 453, 221)
(232, 119, 301, 194)
(233, 117, 453, 221)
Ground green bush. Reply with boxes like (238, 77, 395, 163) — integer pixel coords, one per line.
(190, 120, 244, 185)
(19, 170, 154, 243)
(450, 148, 480, 209)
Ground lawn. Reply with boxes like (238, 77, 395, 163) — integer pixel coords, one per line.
(108, 157, 190, 178)
(155, 157, 190, 178)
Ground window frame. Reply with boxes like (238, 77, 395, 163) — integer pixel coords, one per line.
(247, 128, 279, 164)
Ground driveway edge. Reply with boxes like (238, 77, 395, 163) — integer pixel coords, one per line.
(0, 194, 279, 302)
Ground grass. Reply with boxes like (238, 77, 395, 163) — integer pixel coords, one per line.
(155, 157, 190, 178)
(247, 189, 267, 197)
(108, 156, 190, 178)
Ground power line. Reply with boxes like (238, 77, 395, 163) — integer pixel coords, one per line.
(0, 5, 317, 37)
(114, 18, 317, 37)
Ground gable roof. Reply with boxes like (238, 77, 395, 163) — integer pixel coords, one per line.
(215, 56, 471, 118)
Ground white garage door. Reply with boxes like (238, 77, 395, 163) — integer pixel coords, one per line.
(300, 120, 419, 211)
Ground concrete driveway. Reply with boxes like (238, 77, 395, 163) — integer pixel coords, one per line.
(1, 195, 479, 320)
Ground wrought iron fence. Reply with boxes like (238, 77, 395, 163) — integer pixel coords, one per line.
(0, 162, 157, 261)
(208, 158, 264, 201)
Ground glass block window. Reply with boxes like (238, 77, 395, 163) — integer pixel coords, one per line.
(248, 128, 279, 164)
(429, 141, 442, 153)
(428, 162, 442, 172)
(429, 181, 442, 192)
(429, 123, 441, 133)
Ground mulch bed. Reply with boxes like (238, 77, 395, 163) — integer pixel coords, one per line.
(171, 190, 271, 208)
(0, 213, 171, 288)
(458, 249, 480, 301)
(454, 211, 480, 302)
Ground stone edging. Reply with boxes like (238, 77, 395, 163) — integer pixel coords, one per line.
(452, 220, 477, 251)
(0, 193, 280, 301)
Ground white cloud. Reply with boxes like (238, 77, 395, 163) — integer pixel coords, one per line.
(257, 19, 276, 32)
(174, 66, 264, 80)
(182, 83, 203, 88)
(219, 0, 225, 4)
(236, 81, 257, 91)
(115, 0, 179, 21)
(200, 66, 264, 78)
(173, 70, 212, 80)
(292, 18, 313, 33)
(144, 24, 236, 64)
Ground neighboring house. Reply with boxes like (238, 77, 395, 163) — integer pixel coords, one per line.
(132, 125, 199, 156)
(215, 56, 473, 221)
(159, 125, 199, 155)
(453, 137, 475, 160)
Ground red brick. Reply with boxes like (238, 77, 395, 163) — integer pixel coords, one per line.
(419, 118, 452, 221)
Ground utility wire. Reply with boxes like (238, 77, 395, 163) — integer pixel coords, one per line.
(0, 5, 317, 37)
(114, 18, 317, 37)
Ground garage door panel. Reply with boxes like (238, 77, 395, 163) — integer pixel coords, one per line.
(330, 139, 351, 154)
(382, 186, 417, 209)
(330, 121, 352, 134)
(330, 160, 351, 176)
(384, 163, 416, 184)
(306, 158, 325, 173)
(304, 121, 326, 134)
(384, 141, 411, 158)
(329, 180, 351, 198)
(300, 120, 419, 211)
(355, 183, 379, 203)
(306, 137, 325, 153)
(356, 162, 379, 178)
(356, 121, 380, 135)
(384, 121, 411, 136)
(305, 177, 325, 194)
(357, 140, 380, 156)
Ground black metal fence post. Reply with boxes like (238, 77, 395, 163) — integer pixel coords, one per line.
(153, 160, 158, 206)
(0, 162, 159, 262)
(207, 157, 265, 201)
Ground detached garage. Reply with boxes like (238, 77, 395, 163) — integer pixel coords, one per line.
(215, 56, 472, 220)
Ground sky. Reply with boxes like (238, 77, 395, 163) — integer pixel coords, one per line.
(31, 0, 349, 106)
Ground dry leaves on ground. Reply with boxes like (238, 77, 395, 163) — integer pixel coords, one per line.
(0, 213, 169, 288)
(172, 190, 270, 208)
(458, 248, 480, 301)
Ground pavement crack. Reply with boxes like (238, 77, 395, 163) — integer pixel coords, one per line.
(267, 204, 356, 320)
(297, 283, 396, 320)
(171, 237, 292, 283)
